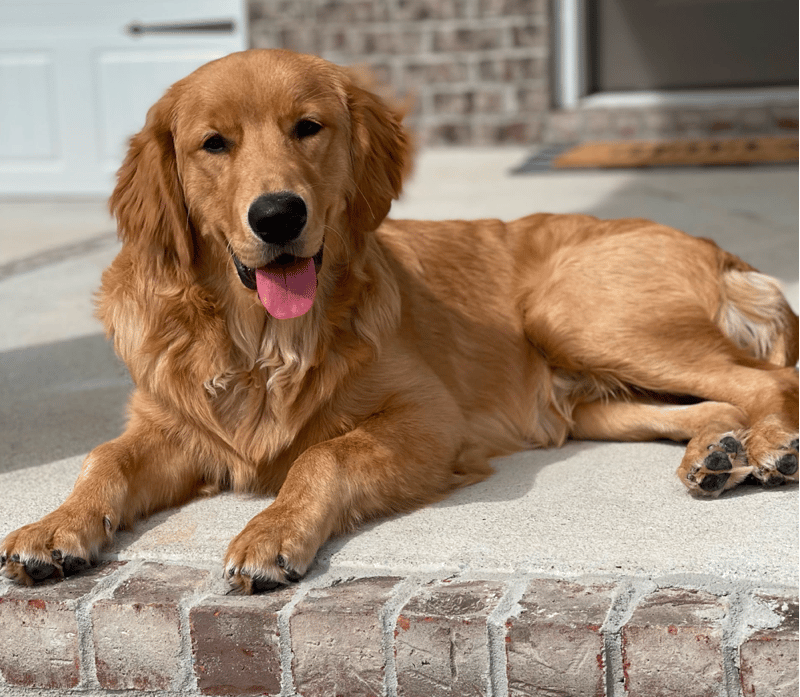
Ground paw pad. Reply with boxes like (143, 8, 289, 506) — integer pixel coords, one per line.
(776, 453, 798, 476)
(685, 434, 750, 494)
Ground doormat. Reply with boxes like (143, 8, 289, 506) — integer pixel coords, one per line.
(513, 136, 798, 173)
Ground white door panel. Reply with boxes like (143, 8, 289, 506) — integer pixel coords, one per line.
(95, 48, 228, 170)
(0, 51, 58, 160)
(0, 1, 247, 196)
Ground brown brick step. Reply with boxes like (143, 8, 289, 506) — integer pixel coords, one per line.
(0, 561, 797, 696)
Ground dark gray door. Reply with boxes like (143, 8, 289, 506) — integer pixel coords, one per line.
(590, 0, 798, 92)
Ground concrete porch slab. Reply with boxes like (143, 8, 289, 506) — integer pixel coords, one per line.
(0, 149, 797, 696)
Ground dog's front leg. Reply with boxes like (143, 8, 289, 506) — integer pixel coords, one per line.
(1, 418, 206, 585)
(224, 404, 468, 594)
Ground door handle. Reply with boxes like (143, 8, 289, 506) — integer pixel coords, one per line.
(126, 19, 236, 36)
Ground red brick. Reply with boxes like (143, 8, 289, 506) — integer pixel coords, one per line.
(740, 595, 799, 697)
(360, 30, 424, 55)
(291, 576, 400, 697)
(316, 0, 389, 22)
(505, 579, 612, 697)
(426, 122, 473, 145)
(613, 110, 644, 140)
(517, 87, 549, 113)
(486, 120, 544, 145)
(403, 60, 469, 87)
(394, 0, 471, 20)
(479, 58, 547, 82)
(675, 110, 707, 138)
(433, 93, 474, 115)
(512, 24, 547, 48)
(478, 0, 546, 15)
(395, 579, 504, 696)
(641, 108, 678, 139)
(92, 562, 210, 691)
(0, 561, 123, 689)
(740, 107, 771, 133)
(772, 105, 799, 132)
(622, 588, 726, 697)
(191, 587, 295, 696)
(546, 110, 583, 143)
(433, 27, 504, 53)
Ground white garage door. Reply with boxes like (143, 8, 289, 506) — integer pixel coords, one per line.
(0, 0, 246, 196)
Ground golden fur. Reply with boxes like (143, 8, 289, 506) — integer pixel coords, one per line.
(2, 50, 798, 592)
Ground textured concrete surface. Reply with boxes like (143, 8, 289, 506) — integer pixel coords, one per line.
(0, 151, 797, 696)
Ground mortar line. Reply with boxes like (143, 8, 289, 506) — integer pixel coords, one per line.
(380, 575, 429, 697)
(74, 559, 143, 689)
(717, 589, 744, 697)
(277, 579, 323, 697)
(600, 577, 657, 697)
(174, 567, 220, 694)
(719, 586, 790, 697)
(486, 573, 532, 697)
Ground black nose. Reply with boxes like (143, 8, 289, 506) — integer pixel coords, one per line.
(247, 192, 307, 245)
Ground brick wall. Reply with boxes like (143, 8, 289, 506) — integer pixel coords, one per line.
(1, 561, 798, 696)
(248, 0, 551, 145)
(247, 0, 798, 147)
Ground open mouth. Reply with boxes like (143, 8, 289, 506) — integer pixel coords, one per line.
(231, 245, 324, 320)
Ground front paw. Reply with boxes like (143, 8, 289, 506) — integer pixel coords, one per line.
(1, 509, 112, 585)
(224, 506, 321, 594)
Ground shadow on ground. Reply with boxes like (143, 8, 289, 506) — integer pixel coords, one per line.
(0, 333, 131, 473)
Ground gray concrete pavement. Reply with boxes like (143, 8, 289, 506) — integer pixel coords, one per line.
(0, 150, 797, 595)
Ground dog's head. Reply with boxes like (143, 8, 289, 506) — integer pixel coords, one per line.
(110, 49, 410, 319)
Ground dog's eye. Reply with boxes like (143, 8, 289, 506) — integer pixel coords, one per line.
(202, 134, 228, 154)
(294, 120, 323, 140)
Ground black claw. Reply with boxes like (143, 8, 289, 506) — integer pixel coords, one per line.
(276, 555, 302, 582)
(62, 556, 89, 576)
(763, 474, 784, 487)
(790, 439, 798, 452)
(0, 554, 6, 567)
(10, 554, 20, 563)
(25, 559, 56, 581)
(776, 453, 798, 476)
(699, 472, 730, 492)
(720, 436, 741, 453)
(252, 576, 284, 593)
(704, 451, 732, 471)
(51, 549, 63, 562)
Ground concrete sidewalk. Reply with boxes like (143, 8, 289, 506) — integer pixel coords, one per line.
(0, 150, 798, 696)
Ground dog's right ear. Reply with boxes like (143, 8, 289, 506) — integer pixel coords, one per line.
(109, 88, 194, 271)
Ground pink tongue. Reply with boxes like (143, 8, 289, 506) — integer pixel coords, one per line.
(255, 257, 316, 319)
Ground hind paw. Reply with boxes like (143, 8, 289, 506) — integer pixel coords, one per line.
(680, 432, 753, 495)
(749, 437, 799, 487)
(679, 428, 799, 496)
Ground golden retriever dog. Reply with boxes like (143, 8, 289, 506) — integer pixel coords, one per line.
(2, 50, 798, 593)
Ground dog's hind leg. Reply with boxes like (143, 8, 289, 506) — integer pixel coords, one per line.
(522, 229, 798, 496)
(571, 398, 755, 493)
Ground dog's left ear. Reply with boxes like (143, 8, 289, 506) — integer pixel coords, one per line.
(346, 80, 412, 233)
